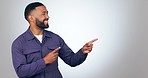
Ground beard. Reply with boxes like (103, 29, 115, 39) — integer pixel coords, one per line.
(36, 18, 49, 30)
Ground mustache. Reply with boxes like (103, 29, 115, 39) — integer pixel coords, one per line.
(43, 18, 49, 21)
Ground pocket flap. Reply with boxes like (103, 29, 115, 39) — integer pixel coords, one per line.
(23, 48, 40, 54)
(47, 46, 59, 50)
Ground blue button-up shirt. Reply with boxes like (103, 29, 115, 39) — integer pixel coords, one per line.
(12, 28, 87, 78)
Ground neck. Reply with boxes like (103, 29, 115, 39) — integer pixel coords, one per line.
(30, 24, 43, 35)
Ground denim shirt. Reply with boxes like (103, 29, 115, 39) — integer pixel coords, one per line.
(12, 28, 87, 78)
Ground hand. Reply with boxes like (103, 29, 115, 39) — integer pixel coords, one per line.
(44, 47, 61, 64)
(82, 38, 98, 54)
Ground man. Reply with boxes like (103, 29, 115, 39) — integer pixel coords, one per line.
(12, 2, 98, 78)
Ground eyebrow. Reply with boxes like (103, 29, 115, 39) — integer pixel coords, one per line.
(43, 10, 48, 13)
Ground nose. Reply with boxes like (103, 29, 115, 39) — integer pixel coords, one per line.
(46, 14, 50, 20)
(46, 15, 50, 19)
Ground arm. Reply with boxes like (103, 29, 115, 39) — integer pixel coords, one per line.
(58, 38, 87, 67)
(12, 41, 46, 78)
(59, 38, 98, 67)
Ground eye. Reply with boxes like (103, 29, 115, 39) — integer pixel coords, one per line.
(42, 13, 45, 15)
(41, 11, 48, 16)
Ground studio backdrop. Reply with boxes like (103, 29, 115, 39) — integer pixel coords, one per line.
(0, 0, 148, 78)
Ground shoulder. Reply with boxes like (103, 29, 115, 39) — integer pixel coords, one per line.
(44, 30, 66, 44)
(44, 30, 62, 39)
(12, 31, 27, 48)
(44, 30, 68, 48)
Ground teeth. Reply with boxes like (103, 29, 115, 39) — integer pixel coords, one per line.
(44, 20, 48, 25)
(84, 50, 90, 53)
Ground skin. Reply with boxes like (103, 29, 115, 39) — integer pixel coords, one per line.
(27, 5, 98, 64)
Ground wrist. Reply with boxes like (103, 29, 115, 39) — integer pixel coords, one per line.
(43, 58, 48, 64)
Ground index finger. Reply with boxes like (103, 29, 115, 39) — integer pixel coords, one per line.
(53, 47, 61, 52)
(88, 38, 98, 44)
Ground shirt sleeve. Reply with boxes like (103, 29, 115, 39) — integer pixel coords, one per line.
(11, 40, 46, 78)
(58, 38, 88, 67)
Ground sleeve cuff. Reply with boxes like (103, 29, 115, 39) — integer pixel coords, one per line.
(78, 49, 88, 60)
(36, 59, 46, 69)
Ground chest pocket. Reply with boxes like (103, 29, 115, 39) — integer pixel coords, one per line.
(46, 46, 60, 53)
(23, 48, 41, 63)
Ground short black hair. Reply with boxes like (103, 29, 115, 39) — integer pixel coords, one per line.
(24, 2, 44, 21)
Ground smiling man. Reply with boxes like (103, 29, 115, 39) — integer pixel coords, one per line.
(12, 2, 98, 78)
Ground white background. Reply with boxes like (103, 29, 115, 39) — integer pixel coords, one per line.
(0, 0, 148, 78)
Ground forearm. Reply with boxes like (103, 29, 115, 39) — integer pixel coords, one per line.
(15, 59, 46, 78)
(69, 49, 87, 67)
(60, 48, 87, 67)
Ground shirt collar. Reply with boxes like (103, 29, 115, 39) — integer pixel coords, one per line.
(25, 27, 51, 41)
(43, 30, 51, 38)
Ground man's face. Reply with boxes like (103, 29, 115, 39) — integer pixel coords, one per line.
(35, 17, 49, 30)
(31, 6, 49, 29)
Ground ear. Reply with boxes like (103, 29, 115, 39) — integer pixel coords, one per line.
(28, 15, 35, 22)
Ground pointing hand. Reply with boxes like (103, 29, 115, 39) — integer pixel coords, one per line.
(82, 38, 98, 54)
(44, 47, 61, 64)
